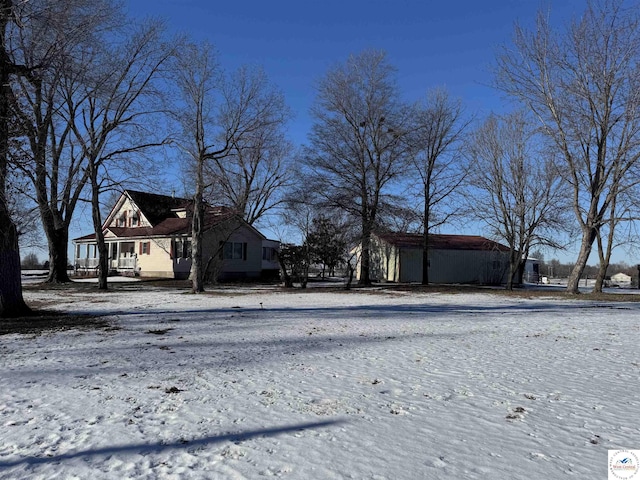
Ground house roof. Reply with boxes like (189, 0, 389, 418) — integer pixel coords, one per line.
(110, 207, 237, 237)
(375, 232, 510, 252)
(125, 190, 193, 226)
(73, 189, 259, 242)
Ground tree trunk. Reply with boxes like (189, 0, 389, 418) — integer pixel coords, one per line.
(567, 227, 597, 294)
(594, 203, 617, 293)
(44, 227, 71, 283)
(422, 183, 430, 285)
(278, 255, 293, 288)
(0, 209, 30, 317)
(191, 201, 204, 292)
(345, 255, 355, 290)
(594, 262, 607, 293)
(506, 250, 517, 291)
(358, 223, 372, 286)
(594, 229, 612, 294)
(90, 164, 108, 290)
(300, 243, 311, 288)
(515, 259, 526, 286)
(35, 149, 72, 284)
(0, 1, 30, 317)
(191, 157, 205, 293)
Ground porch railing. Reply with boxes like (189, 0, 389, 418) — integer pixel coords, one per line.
(118, 257, 136, 269)
(76, 257, 136, 270)
(76, 258, 99, 269)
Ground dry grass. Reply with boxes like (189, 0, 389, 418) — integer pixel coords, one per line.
(0, 310, 115, 336)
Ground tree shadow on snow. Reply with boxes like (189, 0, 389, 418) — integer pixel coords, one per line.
(0, 311, 114, 336)
(84, 298, 632, 322)
(0, 419, 345, 468)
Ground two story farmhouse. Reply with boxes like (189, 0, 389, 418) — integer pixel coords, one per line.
(73, 190, 279, 281)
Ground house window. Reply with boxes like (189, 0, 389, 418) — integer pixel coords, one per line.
(262, 247, 277, 262)
(223, 242, 247, 260)
(172, 239, 191, 258)
(173, 239, 183, 258)
(140, 241, 151, 255)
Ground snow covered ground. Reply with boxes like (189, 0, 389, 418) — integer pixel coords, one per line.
(1, 285, 639, 479)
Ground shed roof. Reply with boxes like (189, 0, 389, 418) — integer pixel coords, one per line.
(375, 232, 510, 252)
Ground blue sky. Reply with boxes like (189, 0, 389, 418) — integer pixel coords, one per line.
(60, 0, 636, 267)
(127, 0, 580, 146)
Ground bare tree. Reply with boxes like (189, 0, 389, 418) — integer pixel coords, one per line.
(466, 111, 568, 289)
(9, 0, 121, 283)
(65, 20, 174, 290)
(203, 66, 292, 226)
(0, 0, 30, 317)
(171, 41, 221, 293)
(7, 171, 42, 251)
(172, 44, 288, 292)
(593, 179, 639, 291)
(303, 50, 410, 285)
(495, 0, 640, 293)
(406, 88, 470, 284)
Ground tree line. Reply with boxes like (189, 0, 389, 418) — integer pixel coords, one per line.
(537, 257, 637, 281)
(2, 0, 640, 317)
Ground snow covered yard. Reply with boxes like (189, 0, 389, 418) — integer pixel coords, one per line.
(1, 286, 639, 479)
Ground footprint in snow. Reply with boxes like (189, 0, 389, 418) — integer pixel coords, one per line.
(426, 457, 447, 468)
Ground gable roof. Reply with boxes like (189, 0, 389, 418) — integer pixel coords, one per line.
(125, 190, 193, 226)
(375, 232, 510, 252)
(74, 190, 266, 242)
(105, 206, 238, 238)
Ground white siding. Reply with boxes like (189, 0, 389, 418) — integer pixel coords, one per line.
(365, 236, 509, 285)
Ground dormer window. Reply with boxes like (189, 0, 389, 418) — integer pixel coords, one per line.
(116, 211, 128, 227)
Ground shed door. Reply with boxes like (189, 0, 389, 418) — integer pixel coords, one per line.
(400, 249, 422, 283)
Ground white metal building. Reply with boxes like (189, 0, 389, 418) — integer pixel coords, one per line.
(360, 232, 510, 285)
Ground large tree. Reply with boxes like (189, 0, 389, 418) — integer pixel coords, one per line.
(495, 0, 640, 293)
(173, 44, 289, 292)
(0, 0, 29, 317)
(466, 112, 568, 289)
(172, 41, 221, 293)
(9, 0, 121, 283)
(203, 66, 292, 226)
(406, 88, 469, 284)
(303, 50, 409, 285)
(66, 20, 174, 290)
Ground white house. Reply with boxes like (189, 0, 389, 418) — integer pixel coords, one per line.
(360, 232, 510, 285)
(610, 272, 632, 285)
(73, 190, 279, 281)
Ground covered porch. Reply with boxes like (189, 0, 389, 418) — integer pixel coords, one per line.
(74, 241, 138, 275)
